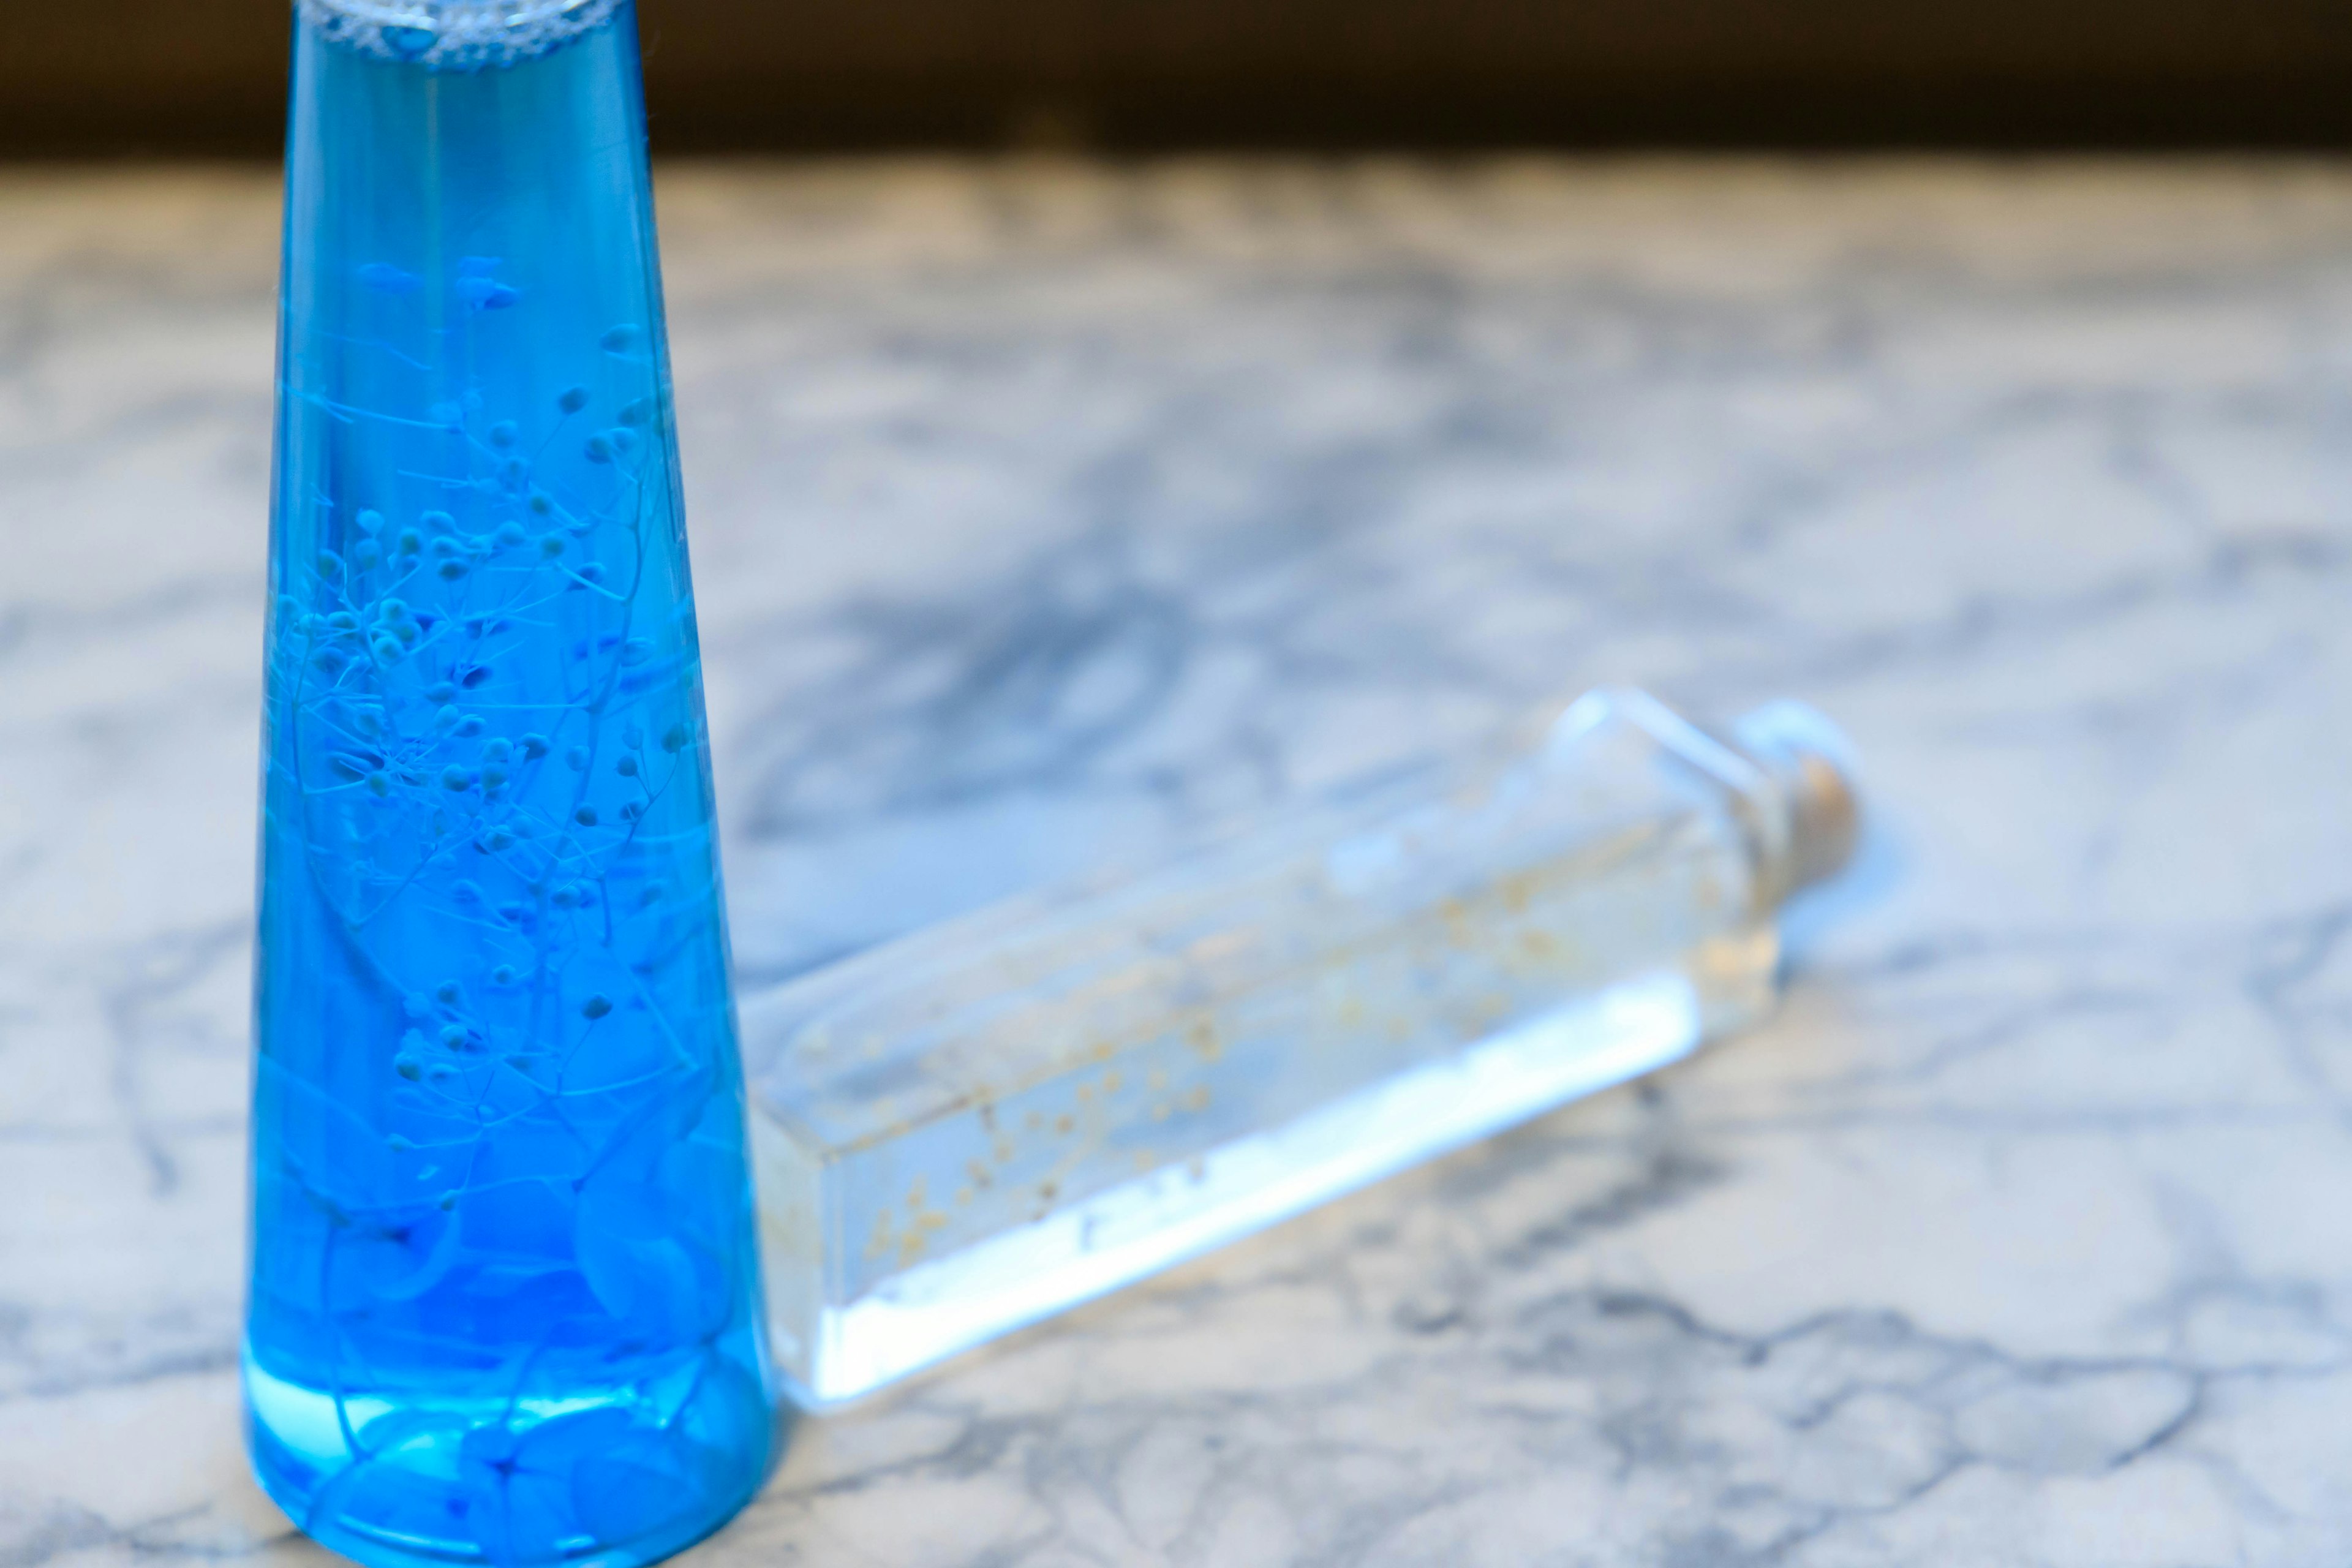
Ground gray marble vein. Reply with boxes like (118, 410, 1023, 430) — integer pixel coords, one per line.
(6, 158, 2352, 1566)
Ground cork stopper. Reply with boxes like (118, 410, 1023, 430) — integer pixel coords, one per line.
(1725, 700, 1861, 896)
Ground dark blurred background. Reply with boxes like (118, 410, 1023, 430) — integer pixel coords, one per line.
(13, 0, 2352, 157)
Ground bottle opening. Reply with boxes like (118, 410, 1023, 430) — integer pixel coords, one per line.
(296, 0, 622, 70)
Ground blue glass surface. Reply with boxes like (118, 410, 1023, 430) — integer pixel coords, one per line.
(244, 8, 774, 1564)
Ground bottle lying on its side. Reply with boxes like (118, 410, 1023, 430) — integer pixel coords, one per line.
(742, 685, 1861, 1409)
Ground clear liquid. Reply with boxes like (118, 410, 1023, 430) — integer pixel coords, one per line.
(247, 10, 772, 1564)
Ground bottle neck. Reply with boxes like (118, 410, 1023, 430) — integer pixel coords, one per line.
(295, 0, 624, 71)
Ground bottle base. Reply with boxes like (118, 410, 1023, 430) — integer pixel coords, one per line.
(244, 1349, 774, 1568)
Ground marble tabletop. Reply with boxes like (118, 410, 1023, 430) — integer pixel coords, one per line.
(8, 157, 2352, 1567)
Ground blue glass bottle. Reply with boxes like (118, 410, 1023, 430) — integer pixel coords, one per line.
(244, 4, 774, 1563)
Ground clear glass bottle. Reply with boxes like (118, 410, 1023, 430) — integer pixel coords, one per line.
(742, 687, 1860, 1407)
(244, 4, 773, 1563)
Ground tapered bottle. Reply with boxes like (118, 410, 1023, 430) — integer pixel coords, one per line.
(245, 4, 773, 1563)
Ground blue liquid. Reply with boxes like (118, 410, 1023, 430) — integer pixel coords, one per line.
(246, 9, 774, 1564)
